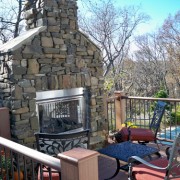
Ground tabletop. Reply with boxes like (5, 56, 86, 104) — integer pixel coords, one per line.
(98, 141, 159, 162)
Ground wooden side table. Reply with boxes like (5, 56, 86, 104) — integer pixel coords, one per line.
(58, 148, 99, 180)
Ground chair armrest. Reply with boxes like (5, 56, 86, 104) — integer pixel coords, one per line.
(128, 156, 167, 179)
(128, 156, 167, 170)
(165, 146, 172, 160)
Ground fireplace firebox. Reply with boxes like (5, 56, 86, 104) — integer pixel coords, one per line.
(36, 88, 91, 133)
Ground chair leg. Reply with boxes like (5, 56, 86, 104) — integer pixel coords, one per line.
(156, 142, 160, 150)
(154, 139, 161, 150)
(127, 127, 131, 141)
(128, 163, 133, 180)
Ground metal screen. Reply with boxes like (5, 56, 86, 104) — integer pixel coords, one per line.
(36, 88, 90, 133)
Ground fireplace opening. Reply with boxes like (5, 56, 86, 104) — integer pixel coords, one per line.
(36, 87, 91, 133)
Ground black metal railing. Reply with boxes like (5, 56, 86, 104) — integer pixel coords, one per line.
(106, 95, 180, 142)
(106, 97, 116, 132)
(0, 137, 61, 180)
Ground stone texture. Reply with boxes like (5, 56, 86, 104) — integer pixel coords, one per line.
(53, 37, 64, 45)
(12, 100, 21, 109)
(27, 59, 39, 74)
(12, 65, 27, 75)
(41, 37, 53, 47)
(63, 75, 71, 88)
(12, 107, 29, 114)
(0, 0, 105, 149)
(91, 77, 98, 86)
(30, 117, 39, 130)
(23, 135, 35, 143)
(43, 47, 60, 54)
(12, 85, 23, 100)
(21, 112, 32, 120)
(18, 80, 31, 88)
(29, 99, 36, 111)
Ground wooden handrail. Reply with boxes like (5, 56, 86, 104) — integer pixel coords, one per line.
(121, 96, 180, 102)
(107, 95, 180, 102)
(0, 137, 61, 171)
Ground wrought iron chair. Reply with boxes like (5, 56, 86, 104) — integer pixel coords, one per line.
(35, 129, 90, 180)
(128, 133, 180, 180)
(115, 101, 167, 144)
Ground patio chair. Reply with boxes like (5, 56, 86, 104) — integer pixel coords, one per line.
(128, 133, 180, 180)
(115, 101, 167, 144)
(35, 129, 90, 180)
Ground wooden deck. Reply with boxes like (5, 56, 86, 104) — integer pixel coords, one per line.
(98, 155, 128, 180)
(98, 142, 168, 180)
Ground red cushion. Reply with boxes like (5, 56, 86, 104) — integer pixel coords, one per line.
(38, 166, 60, 180)
(120, 127, 155, 142)
(132, 157, 180, 180)
(133, 158, 167, 180)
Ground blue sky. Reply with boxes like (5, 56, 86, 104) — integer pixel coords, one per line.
(115, 0, 180, 34)
(78, 0, 180, 35)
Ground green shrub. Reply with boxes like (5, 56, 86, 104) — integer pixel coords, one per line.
(151, 89, 168, 111)
(171, 111, 180, 124)
(154, 90, 168, 98)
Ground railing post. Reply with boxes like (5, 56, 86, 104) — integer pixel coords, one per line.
(58, 148, 99, 180)
(0, 107, 11, 139)
(114, 91, 126, 130)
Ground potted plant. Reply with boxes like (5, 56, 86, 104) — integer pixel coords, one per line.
(0, 150, 23, 180)
(0, 150, 11, 180)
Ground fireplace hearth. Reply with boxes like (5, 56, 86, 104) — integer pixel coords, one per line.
(36, 88, 91, 133)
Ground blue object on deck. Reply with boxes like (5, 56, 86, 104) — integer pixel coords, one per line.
(98, 141, 159, 162)
(158, 126, 180, 145)
(98, 141, 160, 179)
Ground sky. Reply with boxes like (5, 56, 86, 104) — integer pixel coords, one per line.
(78, 0, 180, 35)
(78, 0, 180, 53)
(115, 0, 180, 34)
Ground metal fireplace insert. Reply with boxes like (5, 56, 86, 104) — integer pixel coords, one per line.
(36, 87, 91, 133)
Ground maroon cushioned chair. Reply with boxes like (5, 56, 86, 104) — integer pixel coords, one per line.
(128, 133, 180, 180)
(115, 101, 166, 144)
(38, 166, 60, 180)
(35, 129, 90, 180)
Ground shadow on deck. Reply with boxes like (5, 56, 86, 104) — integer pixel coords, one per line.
(98, 155, 128, 180)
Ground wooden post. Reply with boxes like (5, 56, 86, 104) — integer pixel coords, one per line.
(58, 148, 99, 180)
(114, 91, 126, 130)
(0, 107, 11, 139)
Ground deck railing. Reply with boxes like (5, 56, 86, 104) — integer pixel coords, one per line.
(0, 137, 99, 180)
(0, 137, 61, 180)
(107, 91, 180, 143)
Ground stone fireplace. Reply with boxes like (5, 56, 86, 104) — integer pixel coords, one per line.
(0, 0, 106, 148)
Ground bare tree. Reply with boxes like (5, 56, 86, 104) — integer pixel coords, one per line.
(78, 0, 149, 80)
(122, 11, 180, 97)
(158, 11, 180, 97)
(0, 0, 25, 43)
(131, 33, 168, 96)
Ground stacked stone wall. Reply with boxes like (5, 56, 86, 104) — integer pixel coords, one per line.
(0, 0, 107, 148)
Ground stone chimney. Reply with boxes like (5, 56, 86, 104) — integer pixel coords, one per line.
(24, 0, 78, 31)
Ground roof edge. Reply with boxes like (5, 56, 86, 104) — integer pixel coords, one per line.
(0, 26, 47, 54)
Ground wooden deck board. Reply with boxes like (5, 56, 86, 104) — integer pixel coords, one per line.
(98, 155, 128, 180)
